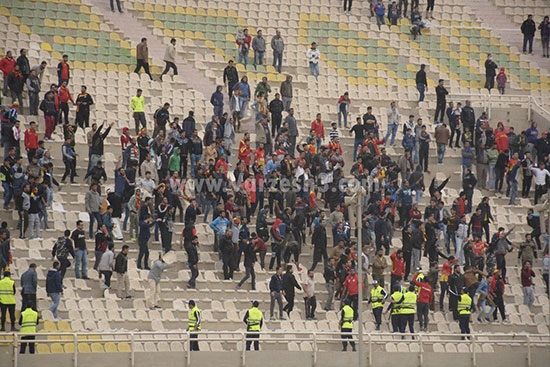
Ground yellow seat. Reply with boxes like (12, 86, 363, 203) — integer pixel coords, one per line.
(89, 22, 100, 32)
(165, 5, 175, 14)
(118, 343, 131, 352)
(204, 40, 215, 48)
(163, 29, 174, 37)
(66, 20, 77, 29)
(357, 47, 367, 55)
(44, 19, 55, 28)
(358, 77, 367, 85)
(37, 344, 50, 354)
(51, 343, 64, 353)
(20, 24, 31, 34)
(55, 19, 66, 28)
(300, 13, 309, 21)
(85, 62, 96, 71)
(110, 32, 121, 41)
(175, 6, 186, 15)
(153, 20, 164, 28)
(358, 31, 367, 39)
(77, 21, 88, 30)
(197, 8, 207, 16)
(134, 3, 144, 11)
(9, 16, 20, 26)
(44, 321, 57, 332)
(327, 37, 337, 46)
(105, 342, 117, 353)
(74, 61, 85, 70)
(154, 4, 165, 12)
(118, 64, 129, 73)
(78, 344, 91, 353)
(96, 63, 107, 72)
(65, 36, 76, 45)
(337, 46, 347, 54)
(298, 29, 308, 37)
(64, 343, 75, 353)
(236, 64, 245, 72)
(184, 30, 195, 39)
(214, 48, 224, 56)
(228, 10, 237, 18)
(337, 38, 348, 46)
(326, 60, 337, 69)
(0, 7, 10, 17)
(53, 35, 65, 45)
(91, 343, 104, 353)
(347, 46, 357, 55)
(406, 64, 416, 72)
(338, 22, 349, 31)
(195, 31, 205, 40)
(377, 40, 387, 48)
(337, 68, 346, 77)
(87, 38, 98, 47)
(357, 61, 366, 70)
(174, 29, 184, 39)
(217, 9, 227, 17)
(310, 14, 319, 22)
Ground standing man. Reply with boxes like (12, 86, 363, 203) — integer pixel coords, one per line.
(324, 258, 337, 311)
(236, 29, 251, 66)
(484, 54, 498, 91)
(521, 15, 536, 54)
(280, 75, 293, 111)
(210, 86, 224, 119)
(46, 262, 62, 320)
(399, 283, 417, 334)
(416, 64, 427, 102)
(147, 254, 170, 309)
(269, 93, 284, 138)
(26, 69, 40, 116)
(237, 238, 257, 290)
(269, 267, 284, 320)
(131, 89, 146, 135)
(413, 275, 433, 331)
(390, 249, 405, 290)
(434, 79, 448, 123)
(252, 30, 266, 68)
(434, 122, 450, 164)
(340, 298, 356, 352)
(385, 101, 400, 146)
(271, 30, 285, 73)
(310, 218, 328, 271)
(223, 60, 239, 96)
(85, 183, 102, 239)
(0, 271, 17, 331)
(284, 107, 298, 157)
(57, 54, 70, 85)
(344, 267, 360, 319)
(282, 265, 301, 317)
(0, 51, 16, 97)
(115, 245, 131, 299)
(306, 42, 321, 79)
(24, 121, 38, 162)
(457, 287, 472, 337)
(188, 300, 201, 351)
(19, 305, 39, 354)
(16, 49, 30, 83)
(75, 86, 94, 129)
(20, 264, 37, 311)
(183, 235, 200, 289)
(243, 300, 263, 351)
(134, 38, 153, 80)
(303, 270, 316, 320)
(369, 280, 387, 331)
(160, 38, 177, 80)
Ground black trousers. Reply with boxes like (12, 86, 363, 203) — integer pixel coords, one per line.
(403, 251, 411, 280)
(419, 146, 429, 171)
(21, 293, 36, 311)
(349, 294, 359, 320)
(522, 175, 532, 197)
(373, 307, 383, 328)
(75, 110, 90, 129)
(100, 270, 112, 287)
(59, 257, 70, 282)
(60, 102, 69, 125)
(341, 328, 355, 349)
(493, 295, 506, 321)
(245, 333, 259, 351)
(304, 296, 316, 319)
(434, 101, 446, 123)
(417, 302, 429, 329)
(27, 148, 36, 163)
(459, 314, 470, 335)
(449, 126, 461, 147)
(535, 184, 547, 204)
(484, 75, 495, 90)
(309, 249, 328, 271)
(495, 167, 505, 192)
(190, 333, 199, 351)
(271, 114, 281, 137)
(343, 0, 352, 11)
(20, 335, 35, 354)
(390, 274, 402, 292)
(450, 293, 459, 320)
(283, 294, 295, 314)
(399, 204, 411, 227)
(223, 255, 234, 280)
(391, 314, 401, 332)
(0, 303, 16, 329)
(134, 59, 152, 79)
(137, 243, 149, 269)
(161, 61, 178, 77)
(399, 313, 415, 333)
(62, 160, 76, 182)
(439, 281, 448, 311)
(496, 253, 506, 279)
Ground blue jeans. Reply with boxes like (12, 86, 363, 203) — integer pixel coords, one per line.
(188, 263, 198, 288)
(49, 293, 60, 318)
(254, 51, 264, 66)
(437, 143, 446, 163)
(353, 138, 364, 160)
(478, 298, 496, 320)
(213, 105, 223, 118)
(338, 110, 348, 127)
(190, 154, 201, 178)
(384, 123, 398, 146)
(376, 14, 385, 27)
(309, 62, 319, 78)
(417, 83, 425, 102)
(508, 181, 518, 205)
(39, 201, 48, 229)
(89, 211, 102, 239)
(239, 97, 249, 118)
(123, 205, 129, 231)
(75, 249, 88, 278)
(203, 199, 216, 223)
(414, 189, 422, 204)
(273, 52, 283, 72)
(413, 143, 420, 165)
(488, 164, 495, 190)
(238, 48, 249, 66)
(2, 182, 12, 208)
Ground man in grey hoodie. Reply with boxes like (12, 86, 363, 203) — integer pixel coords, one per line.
(147, 254, 170, 309)
(271, 30, 285, 73)
(20, 264, 37, 311)
(85, 183, 102, 239)
(252, 30, 266, 68)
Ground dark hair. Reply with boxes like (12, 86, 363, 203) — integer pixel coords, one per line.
(53, 261, 60, 268)
(64, 230, 71, 236)
(141, 37, 147, 42)
(108, 243, 114, 250)
(122, 245, 129, 251)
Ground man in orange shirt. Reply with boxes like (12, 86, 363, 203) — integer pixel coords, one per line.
(311, 113, 325, 151)
(57, 54, 70, 85)
(470, 235, 489, 271)
(344, 267, 360, 320)
(57, 80, 74, 125)
(24, 121, 39, 163)
(439, 256, 456, 311)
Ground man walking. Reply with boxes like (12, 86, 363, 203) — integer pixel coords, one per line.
(271, 30, 285, 73)
(324, 258, 337, 311)
(0, 271, 17, 331)
(303, 270, 316, 320)
(340, 298, 356, 351)
(416, 64, 427, 102)
(160, 38, 177, 80)
(134, 38, 153, 80)
(237, 238, 257, 290)
(46, 262, 62, 320)
(434, 79, 448, 123)
(306, 43, 321, 79)
(280, 75, 293, 111)
(147, 254, 170, 309)
(188, 300, 201, 351)
(457, 287, 472, 337)
(252, 30, 266, 67)
(269, 267, 284, 320)
(115, 245, 131, 299)
(369, 280, 387, 330)
(20, 264, 37, 311)
(71, 220, 88, 279)
(75, 86, 94, 129)
(223, 60, 239, 96)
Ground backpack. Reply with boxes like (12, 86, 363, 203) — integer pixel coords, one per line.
(55, 237, 69, 259)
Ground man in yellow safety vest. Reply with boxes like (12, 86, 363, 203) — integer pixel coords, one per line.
(399, 283, 417, 334)
(243, 300, 263, 351)
(0, 271, 18, 331)
(386, 285, 404, 333)
(19, 306, 39, 354)
(457, 287, 472, 338)
(188, 300, 201, 351)
(340, 298, 356, 351)
(369, 280, 388, 331)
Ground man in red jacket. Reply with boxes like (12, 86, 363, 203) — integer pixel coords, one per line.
(24, 121, 39, 162)
(311, 113, 325, 150)
(413, 278, 433, 331)
(57, 80, 74, 125)
(0, 51, 16, 97)
(390, 249, 405, 290)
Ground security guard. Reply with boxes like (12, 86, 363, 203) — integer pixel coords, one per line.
(0, 271, 18, 331)
(19, 306, 39, 354)
(457, 287, 472, 337)
(400, 284, 417, 334)
(243, 300, 263, 351)
(369, 280, 388, 331)
(188, 300, 201, 351)
(340, 298, 356, 351)
(386, 285, 404, 333)
(413, 267, 425, 292)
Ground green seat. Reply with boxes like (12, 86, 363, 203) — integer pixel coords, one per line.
(75, 45, 86, 53)
(98, 38, 109, 47)
(73, 52, 85, 62)
(256, 65, 266, 73)
(165, 13, 175, 22)
(318, 30, 328, 38)
(165, 21, 175, 30)
(154, 12, 165, 21)
(226, 17, 237, 26)
(108, 55, 120, 64)
(206, 24, 215, 32)
(85, 54, 97, 63)
(205, 16, 216, 24)
(53, 43, 64, 53)
(120, 48, 131, 57)
(109, 47, 120, 56)
(195, 24, 206, 32)
(86, 46, 97, 55)
(195, 16, 206, 24)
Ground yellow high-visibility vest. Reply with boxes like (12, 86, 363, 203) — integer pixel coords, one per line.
(400, 291, 417, 314)
(458, 294, 472, 315)
(391, 291, 403, 315)
(20, 308, 38, 334)
(246, 307, 263, 331)
(0, 277, 15, 304)
(188, 306, 201, 331)
(370, 286, 385, 309)
(341, 305, 354, 329)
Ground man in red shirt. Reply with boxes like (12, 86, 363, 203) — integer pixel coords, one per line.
(413, 277, 433, 331)
(520, 261, 535, 309)
(439, 256, 456, 311)
(390, 249, 405, 290)
(58, 80, 74, 125)
(311, 113, 325, 150)
(470, 235, 489, 271)
(24, 121, 39, 162)
(57, 54, 70, 85)
(344, 267, 360, 320)
(0, 51, 16, 97)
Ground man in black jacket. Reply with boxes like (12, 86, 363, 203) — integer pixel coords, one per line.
(521, 15, 536, 54)
(434, 79, 448, 123)
(415, 64, 427, 102)
(220, 229, 234, 280)
(75, 86, 93, 129)
(16, 49, 30, 82)
(269, 266, 284, 319)
(484, 54, 498, 91)
(268, 93, 284, 137)
(309, 219, 328, 271)
(236, 238, 256, 290)
(282, 265, 301, 317)
(461, 100, 475, 135)
(448, 264, 464, 320)
(89, 122, 113, 173)
(7, 64, 24, 108)
(114, 245, 131, 299)
(223, 60, 239, 96)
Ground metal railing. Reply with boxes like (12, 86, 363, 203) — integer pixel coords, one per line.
(1, 330, 548, 367)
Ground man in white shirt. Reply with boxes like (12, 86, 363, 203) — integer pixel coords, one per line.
(138, 171, 156, 194)
(529, 162, 550, 204)
(306, 42, 320, 79)
(303, 270, 316, 319)
(385, 101, 400, 146)
(160, 38, 177, 81)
